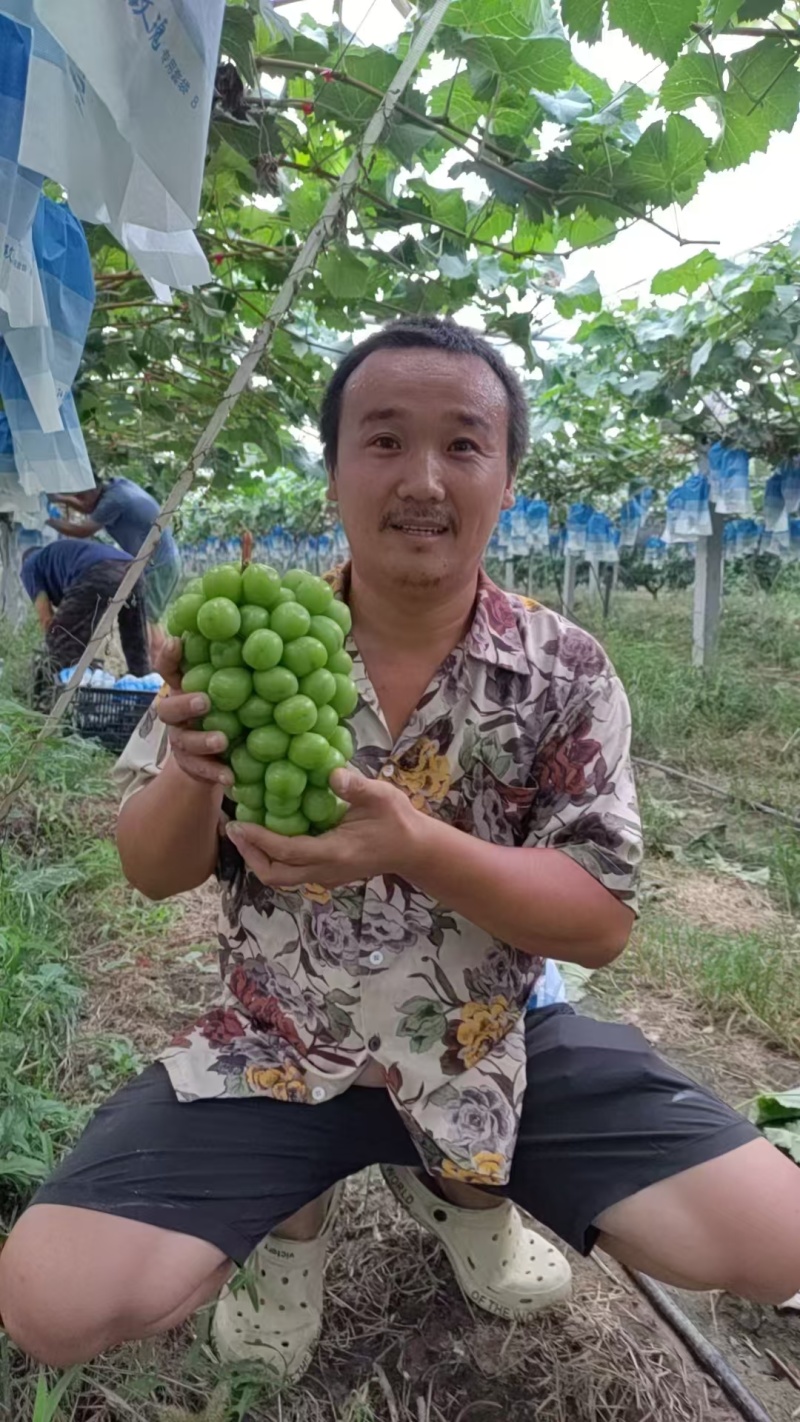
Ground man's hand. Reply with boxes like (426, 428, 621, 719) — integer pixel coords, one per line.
(156, 636, 233, 788)
(226, 769, 423, 888)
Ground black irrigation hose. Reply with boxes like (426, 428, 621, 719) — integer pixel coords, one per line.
(626, 1269, 774, 1422)
(632, 755, 800, 831)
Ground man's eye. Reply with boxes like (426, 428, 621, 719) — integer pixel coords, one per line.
(451, 438, 478, 452)
(371, 435, 399, 449)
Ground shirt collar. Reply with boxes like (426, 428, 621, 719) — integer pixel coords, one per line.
(326, 563, 531, 676)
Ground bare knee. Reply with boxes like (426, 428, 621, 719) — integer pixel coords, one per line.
(0, 1204, 228, 1366)
(597, 1138, 800, 1305)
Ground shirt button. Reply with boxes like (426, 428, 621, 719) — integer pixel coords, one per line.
(368, 1034, 381, 1052)
(311, 1086, 326, 1102)
(380, 763, 394, 778)
(368, 950, 384, 967)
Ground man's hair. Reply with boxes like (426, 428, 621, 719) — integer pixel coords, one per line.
(320, 316, 529, 473)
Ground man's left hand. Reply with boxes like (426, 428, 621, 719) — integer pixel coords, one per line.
(225, 769, 424, 889)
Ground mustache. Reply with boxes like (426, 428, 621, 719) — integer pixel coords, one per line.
(380, 506, 456, 531)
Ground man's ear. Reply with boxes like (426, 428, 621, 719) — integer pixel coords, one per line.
(501, 478, 515, 511)
(325, 461, 338, 503)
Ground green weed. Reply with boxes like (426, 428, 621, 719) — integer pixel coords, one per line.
(582, 588, 800, 814)
(769, 830, 800, 915)
(601, 914, 800, 1055)
(638, 787, 685, 857)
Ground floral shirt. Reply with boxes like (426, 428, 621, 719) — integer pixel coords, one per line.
(115, 571, 642, 1187)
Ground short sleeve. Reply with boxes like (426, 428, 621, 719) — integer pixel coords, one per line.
(93, 484, 124, 528)
(113, 686, 170, 809)
(20, 557, 40, 600)
(526, 670, 643, 912)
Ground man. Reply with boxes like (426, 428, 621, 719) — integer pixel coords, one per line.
(47, 474, 181, 658)
(21, 538, 150, 677)
(2, 318, 798, 1373)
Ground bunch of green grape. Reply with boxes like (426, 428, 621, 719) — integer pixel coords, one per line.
(166, 564, 357, 836)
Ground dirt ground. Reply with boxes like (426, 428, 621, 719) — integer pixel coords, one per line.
(55, 857, 800, 1422)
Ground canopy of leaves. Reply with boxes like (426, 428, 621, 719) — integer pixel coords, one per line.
(69, 0, 800, 509)
(523, 232, 800, 505)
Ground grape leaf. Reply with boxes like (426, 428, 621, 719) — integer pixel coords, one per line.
(712, 39, 800, 171)
(460, 35, 572, 93)
(661, 53, 721, 112)
(607, 0, 700, 64)
(561, 0, 605, 43)
(618, 115, 708, 208)
(554, 270, 602, 317)
(708, 0, 741, 29)
(650, 249, 723, 295)
(318, 247, 371, 300)
(447, 0, 564, 40)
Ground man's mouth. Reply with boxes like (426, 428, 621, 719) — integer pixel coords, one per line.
(386, 519, 451, 538)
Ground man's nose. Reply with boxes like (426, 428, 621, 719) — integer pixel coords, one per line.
(395, 449, 446, 501)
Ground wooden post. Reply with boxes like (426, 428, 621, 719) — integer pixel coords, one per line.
(504, 558, 514, 592)
(692, 507, 725, 669)
(526, 549, 534, 599)
(587, 557, 602, 604)
(601, 563, 619, 619)
(562, 552, 577, 617)
(0, 517, 25, 628)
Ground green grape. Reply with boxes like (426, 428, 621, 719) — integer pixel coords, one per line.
(288, 732, 330, 771)
(181, 663, 214, 694)
(308, 615, 344, 657)
(245, 725, 291, 763)
(197, 597, 241, 642)
(208, 666, 253, 712)
(232, 783, 265, 811)
(238, 696, 274, 730)
(299, 668, 336, 706)
(313, 704, 339, 741)
(282, 636, 327, 679)
(230, 744, 266, 784)
(326, 598, 352, 635)
(183, 631, 211, 665)
(239, 604, 270, 639)
(210, 638, 244, 669)
(273, 694, 318, 735)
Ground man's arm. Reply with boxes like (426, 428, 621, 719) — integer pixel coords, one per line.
(34, 592, 53, 632)
(400, 815, 633, 966)
(225, 774, 634, 969)
(117, 757, 224, 900)
(50, 494, 85, 511)
(46, 517, 103, 539)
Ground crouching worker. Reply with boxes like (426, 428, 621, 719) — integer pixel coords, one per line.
(2, 318, 798, 1375)
(21, 539, 150, 677)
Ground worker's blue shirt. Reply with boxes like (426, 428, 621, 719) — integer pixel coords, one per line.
(93, 477, 179, 570)
(21, 540, 130, 605)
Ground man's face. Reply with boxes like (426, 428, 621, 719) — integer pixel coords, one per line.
(329, 347, 515, 593)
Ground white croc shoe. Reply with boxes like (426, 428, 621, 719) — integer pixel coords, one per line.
(212, 1184, 343, 1380)
(381, 1165, 571, 1319)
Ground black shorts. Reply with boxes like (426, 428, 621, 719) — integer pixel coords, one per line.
(33, 1007, 757, 1263)
(46, 561, 150, 677)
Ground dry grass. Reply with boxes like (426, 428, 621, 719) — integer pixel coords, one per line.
(646, 860, 786, 936)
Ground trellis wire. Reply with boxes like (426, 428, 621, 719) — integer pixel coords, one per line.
(0, 0, 452, 827)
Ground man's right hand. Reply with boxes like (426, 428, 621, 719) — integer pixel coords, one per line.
(156, 637, 233, 787)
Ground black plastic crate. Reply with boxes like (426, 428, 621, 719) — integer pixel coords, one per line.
(71, 686, 156, 753)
